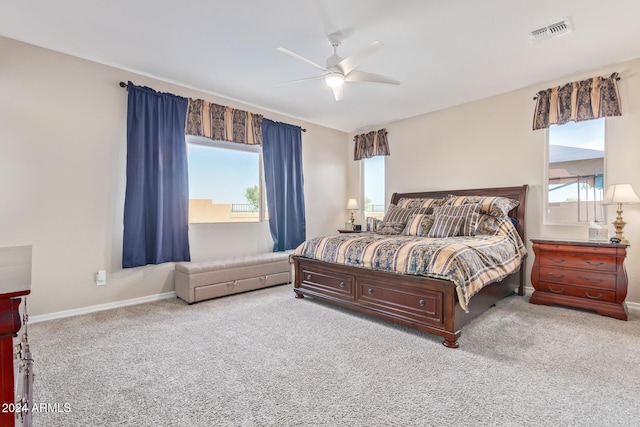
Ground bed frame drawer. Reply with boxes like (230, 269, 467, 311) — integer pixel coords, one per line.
(356, 278, 443, 326)
(299, 268, 354, 301)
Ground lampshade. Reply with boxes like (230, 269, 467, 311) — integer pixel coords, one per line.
(346, 198, 359, 210)
(603, 184, 640, 205)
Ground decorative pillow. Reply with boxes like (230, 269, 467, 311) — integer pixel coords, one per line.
(432, 203, 481, 236)
(428, 214, 464, 238)
(401, 214, 435, 236)
(395, 198, 446, 213)
(376, 222, 406, 235)
(443, 195, 519, 219)
(378, 205, 430, 230)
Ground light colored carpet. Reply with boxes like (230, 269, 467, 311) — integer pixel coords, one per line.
(29, 284, 640, 426)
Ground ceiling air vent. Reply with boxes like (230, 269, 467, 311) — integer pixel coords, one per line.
(529, 18, 573, 42)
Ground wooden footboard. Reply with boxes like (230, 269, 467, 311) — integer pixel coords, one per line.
(292, 256, 521, 348)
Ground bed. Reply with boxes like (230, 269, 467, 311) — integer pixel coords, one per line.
(291, 185, 528, 348)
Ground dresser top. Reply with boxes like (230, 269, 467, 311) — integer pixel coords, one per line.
(0, 246, 32, 295)
(530, 238, 629, 248)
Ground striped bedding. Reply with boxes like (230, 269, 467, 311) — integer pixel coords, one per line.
(293, 216, 527, 312)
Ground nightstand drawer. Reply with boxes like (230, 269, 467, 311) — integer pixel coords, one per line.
(539, 267, 616, 290)
(537, 282, 616, 303)
(538, 252, 616, 272)
(535, 242, 620, 256)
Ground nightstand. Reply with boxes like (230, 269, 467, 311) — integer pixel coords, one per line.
(337, 229, 361, 234)
(530, 239, 628, 320)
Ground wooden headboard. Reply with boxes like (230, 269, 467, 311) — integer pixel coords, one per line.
(390, 185, 528, 243)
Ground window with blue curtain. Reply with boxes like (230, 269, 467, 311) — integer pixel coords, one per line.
(261, 119, 306, 251)
(122, 82, 191, 268)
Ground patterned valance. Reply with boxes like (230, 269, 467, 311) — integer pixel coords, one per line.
(532, 72, 622, 130)
(354, 129, 390, 160)
(186, 98, 263, 145)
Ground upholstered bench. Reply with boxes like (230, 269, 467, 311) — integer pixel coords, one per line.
(175, 251, 292, 304)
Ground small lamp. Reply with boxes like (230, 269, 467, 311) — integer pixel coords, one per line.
(602, 183, 640, 244)
(346, 198, 359, 227)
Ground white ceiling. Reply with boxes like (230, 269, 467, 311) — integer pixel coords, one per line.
(2, 0, 640, 132)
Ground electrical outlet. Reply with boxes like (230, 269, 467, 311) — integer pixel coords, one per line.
(96, 270, 107, 286)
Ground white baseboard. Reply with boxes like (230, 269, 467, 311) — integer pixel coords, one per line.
(626, 301, 640, 313)
(27, 286, 640, 324)
(524, 286, 640, 313)
(29, 291, 177, 324)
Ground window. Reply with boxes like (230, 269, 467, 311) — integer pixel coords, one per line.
(363, 156, 386, 220)
(187, 136, 266, 223)
(546, 118, 605, 224)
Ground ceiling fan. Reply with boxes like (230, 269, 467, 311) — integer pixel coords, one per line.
(276, 32, 400, 101)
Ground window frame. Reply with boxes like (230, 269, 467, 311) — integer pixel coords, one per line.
(543, 119, 607, 226)
(186, 135, 267, 224)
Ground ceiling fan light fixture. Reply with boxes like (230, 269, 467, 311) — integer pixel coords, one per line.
(277, 36, 398, 101)
(325, 73, 344, 88)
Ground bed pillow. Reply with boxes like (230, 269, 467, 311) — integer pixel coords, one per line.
(376, 222, 406, 235)
(443, 195, 519, 219)
(432, 203, 481, 236)
(395, 197, 446, 213)
(377, 205, 430, 233)
(401, 214, 435, 236)
(428, 214, 464, 238)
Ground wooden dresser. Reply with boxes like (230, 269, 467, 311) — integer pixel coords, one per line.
(0, 246, 33, 426)
(530, 239, 628, 320)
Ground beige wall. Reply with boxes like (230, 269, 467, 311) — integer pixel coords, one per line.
(0, 36, 348, 316)
(4, 32, 638, 316)
(349, 57, 640, 305)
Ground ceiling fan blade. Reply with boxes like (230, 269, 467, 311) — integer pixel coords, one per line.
(276, 75, 325, 87)
(337, 41, 384, 75)
(345, 70, 400, 85)
(276, 47, 331, 73)
(332, 85, 344, 102)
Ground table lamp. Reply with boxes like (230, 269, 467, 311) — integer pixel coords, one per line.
(602, 183, 640, 244)
(346, 199, 359, 227)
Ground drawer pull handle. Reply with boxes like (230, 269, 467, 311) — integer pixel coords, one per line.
(548, 273, 565, 279)
(368, 288, 374, 295)
(583, 277, 604, 283)
(585, 260, 604, 266)
(419, 299, 425, 307)
(548, 257, 565, 263)
(339, 281, 345, 288)
(547, 286, 565, 294)
(585, 291, 603, 300)
(306, 274, 311, 280)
